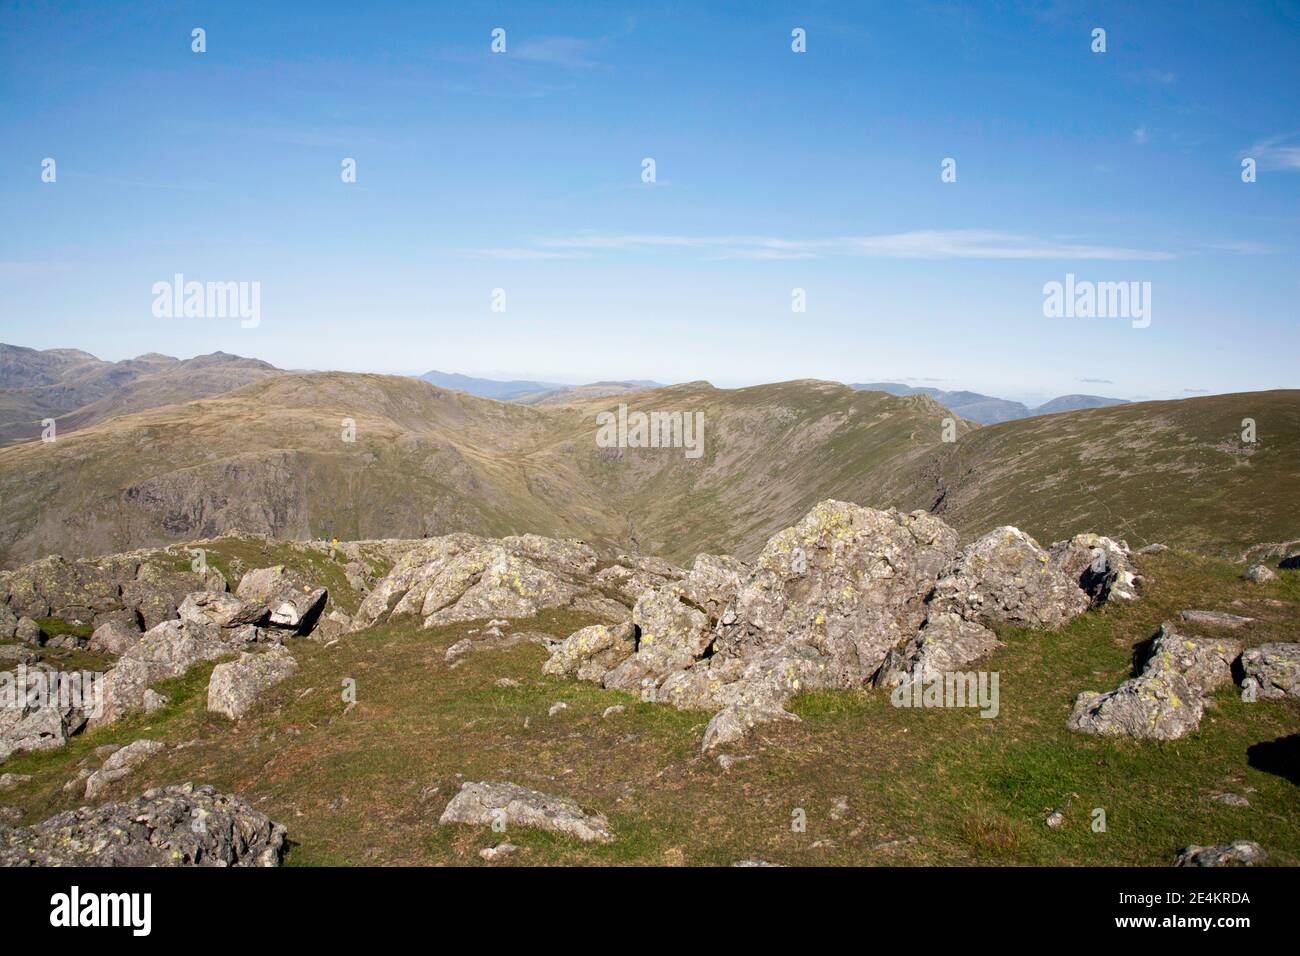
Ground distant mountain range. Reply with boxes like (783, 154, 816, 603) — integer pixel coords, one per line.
(850, 382, 1128, 425)
(0, 343, 281, 446)
(418, 369, 663, 405)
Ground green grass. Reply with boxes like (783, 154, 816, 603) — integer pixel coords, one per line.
(2, 554, 1297, 866)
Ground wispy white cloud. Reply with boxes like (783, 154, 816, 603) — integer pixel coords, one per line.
(520, 230, 1175, 261)
(468, 247, 591, 261)
(1132, 126, 1150, 145)
(1245, 135, 1300, 171)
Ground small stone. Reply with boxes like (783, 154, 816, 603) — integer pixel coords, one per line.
(479, 842, 519, 861)
(1178, 609, 1253, 629)
(601, 705, 626, 718)
(1045, 809, 1065, 829)
(495, 677, 520, 688)
(830, 796, 849, 821)
(1243, 565, 1275, 583)
(142, 690, 169, 713)
(548, 701, 568, 717)
(0, 773, 32, 791)
(1208, 792, 1251, 808)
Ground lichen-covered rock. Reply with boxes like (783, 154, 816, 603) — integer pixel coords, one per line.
(2, 555, 121, 620)
(14, 616, 42, 647)
(683, 553, 750, 621)
(716, 501, 960, 685)
(1068, 664, 1202, 740)
(207, 646, 297, 719)
(604, 585, 713, 692)
(1175, 840, 1266, 867)
(1243, 564, 1275, 584)
(0, 666, 91, 762)
(874, 611, 1002, 687)
(502, 535, 598, 577)
(1050, 533, 1139, 604)
(1239, 643, 1300, 700)
(88, 618, 142, 656)
(1146, 622, 1241, 696)
(542, 622, 636, 681)
(0, 783, 286, 866)
(83, 739, 165, 800)
(121, 562, 217, 630)
(234, 567, 325, 633)
(178, 590, 269, 629)
(0, 604, 16, 641)
(93, 619, 252, 727)
(438, 781, 613, 843)
(354, 534, 602, 631)
(932, 526, 1089, 629)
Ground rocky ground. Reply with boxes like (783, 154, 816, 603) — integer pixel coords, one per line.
(1, 502, 1297, 866)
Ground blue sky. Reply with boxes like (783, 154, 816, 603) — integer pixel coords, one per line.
(1, 0, 1297, 404)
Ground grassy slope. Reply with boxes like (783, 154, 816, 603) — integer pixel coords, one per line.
(3, 554, 1296, 866)
(886, 389, 1300, 559)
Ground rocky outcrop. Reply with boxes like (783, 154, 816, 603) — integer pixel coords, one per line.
(1146, 623, 1241, 696)
(439, 781, 613, 843)
(542, 501, 1119, 752)
(354, 533, 618, 631)
(931, 526, 1089, 628)
(1175, 841, 1266, 867)
(542, 622, 636, 681)
(1050, 533, 1139, 604)
(0, 665, 92, 762)
(0, 783, 286, 866)
(875, 611, 1001, 687)
(1068, 666, 1202, 741)
(179, 590, 269, 629)
(1067, 622, 1236, 741)
(93, 619, 253, 727)
(83, 739, 165, 800)
(235, 566, 326, 633)
(1240, 643, 1300, 700)
(207, 646, 298, 719)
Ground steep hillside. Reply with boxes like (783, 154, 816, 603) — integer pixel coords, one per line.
(884, 390, 1300, 559)
(0, 374, 962, 567)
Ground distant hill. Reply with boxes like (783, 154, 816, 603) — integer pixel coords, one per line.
(418, 370, 663, 405)
(1, 366, 1294, 568)
(852, 382, 1127, 424)
(0, 344, 282, 446)
(516, 380, 665, 405)
(417, 370, 566, 401)
(1032, 394, 1130, 415)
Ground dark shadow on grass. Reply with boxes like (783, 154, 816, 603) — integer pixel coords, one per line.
(1247, 734, 1300, 785)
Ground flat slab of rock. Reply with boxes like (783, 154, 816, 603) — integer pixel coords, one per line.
(439, 781, 613, 843)
(1175, 840, 1266, 867)
(1179, 609, 1253, 629)
(207, 646, 298, 719)
(0, 783, 286, 866)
